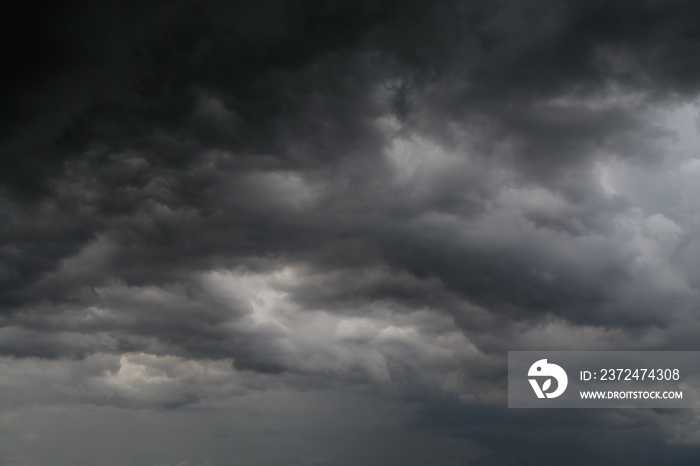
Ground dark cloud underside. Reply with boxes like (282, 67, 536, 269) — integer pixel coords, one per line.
(3, 1, 700, 465)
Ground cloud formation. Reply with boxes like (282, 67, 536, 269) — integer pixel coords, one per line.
(3, 1, 700, 464)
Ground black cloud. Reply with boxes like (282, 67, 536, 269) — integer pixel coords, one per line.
(3, 1, 700, 465)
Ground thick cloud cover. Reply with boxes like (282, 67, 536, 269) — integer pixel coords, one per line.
(4, 1, 700, 464)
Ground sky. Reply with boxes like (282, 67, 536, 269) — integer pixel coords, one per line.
(3, 1, 700, 464)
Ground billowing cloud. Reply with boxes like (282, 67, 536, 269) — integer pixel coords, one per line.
(4, 1, 700, 465)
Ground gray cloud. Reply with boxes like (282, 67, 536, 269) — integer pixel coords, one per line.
(3, 1, 700, 465)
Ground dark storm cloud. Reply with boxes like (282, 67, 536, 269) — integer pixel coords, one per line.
(4, 1, 700, 464)
(3, 0, 700, 362)
(8, 0, 700, 194)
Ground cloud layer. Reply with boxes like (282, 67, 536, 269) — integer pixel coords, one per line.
(4, 1, 700, 464)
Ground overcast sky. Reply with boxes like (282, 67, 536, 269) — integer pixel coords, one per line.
(3, 1, 700, 465)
